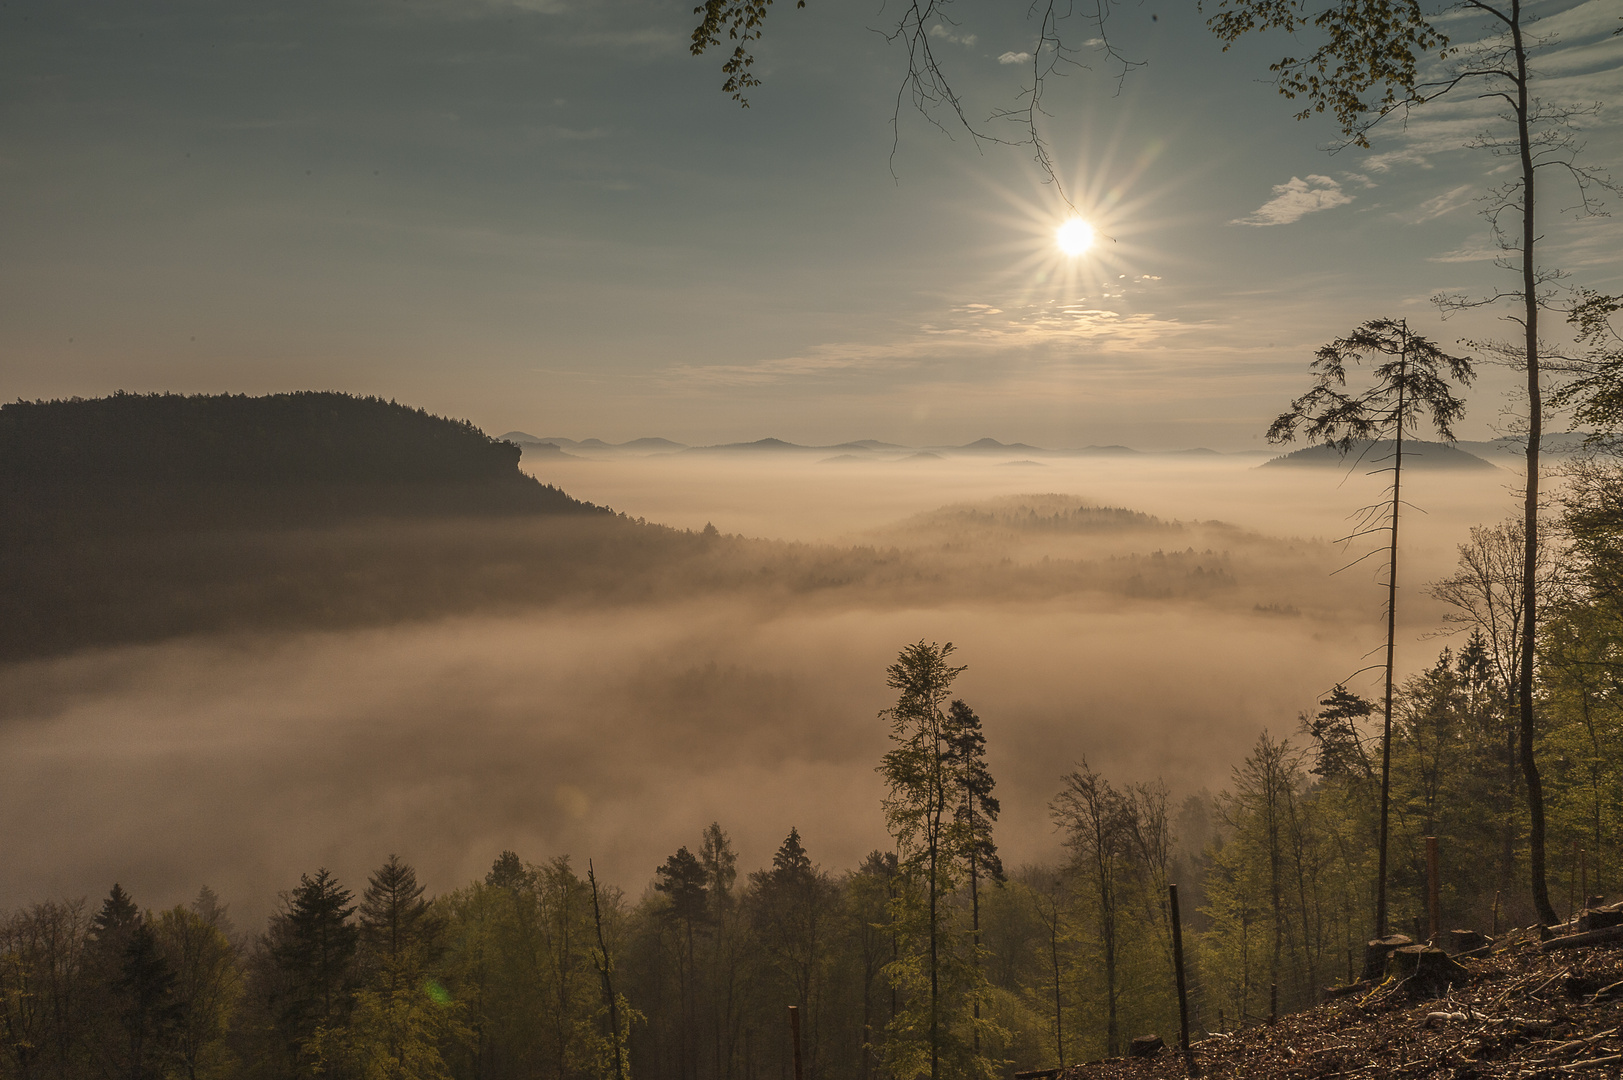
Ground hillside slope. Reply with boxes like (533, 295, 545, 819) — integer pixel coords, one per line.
(1065, 927, 1623, 1078)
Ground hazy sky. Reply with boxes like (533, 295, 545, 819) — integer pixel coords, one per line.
(4, 0, 1620, 448)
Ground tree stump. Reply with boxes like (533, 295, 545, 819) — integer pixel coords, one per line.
(1363, 934, 1414, 981)
(1129, 1035, 1165, 1059)
(1449, 929, 1488, 953)
(1579, 909, 1623, 932)
(1389, 945, 1468, 994)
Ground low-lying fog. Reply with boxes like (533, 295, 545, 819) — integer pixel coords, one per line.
(0, 449, 1530, 922)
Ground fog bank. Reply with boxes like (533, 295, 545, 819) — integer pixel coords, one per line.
(0, 453, 1522, 922)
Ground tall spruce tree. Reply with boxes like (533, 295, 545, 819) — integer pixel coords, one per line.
(653, 848, 709, 1080)
(269, 868, 358, 1070)
(359, 855, 439, 989)
(945, 700, 1002, 1058)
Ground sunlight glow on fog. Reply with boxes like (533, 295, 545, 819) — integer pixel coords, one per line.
(0, 453, 1521, 918)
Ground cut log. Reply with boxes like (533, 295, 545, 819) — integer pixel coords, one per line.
(1541, 925, 1623, 952)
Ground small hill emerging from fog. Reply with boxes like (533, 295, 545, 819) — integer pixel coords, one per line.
(0, 392, 601, 532)
(1261, 439, 1497, 470)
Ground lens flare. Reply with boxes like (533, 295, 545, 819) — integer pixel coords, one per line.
(1056, 218, 1095, 256)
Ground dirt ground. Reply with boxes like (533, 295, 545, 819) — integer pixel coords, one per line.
(1058, 929, 1623, 1079)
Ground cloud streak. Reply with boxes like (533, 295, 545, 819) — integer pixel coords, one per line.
(1233, 175, 1355, 226)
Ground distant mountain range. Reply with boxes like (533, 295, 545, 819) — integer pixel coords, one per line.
(500, 433, 1275, 459)
(503, 430, 1591, 466)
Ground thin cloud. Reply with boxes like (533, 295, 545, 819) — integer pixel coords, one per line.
(1232, 175, 1355, 226)
(665, 301, 1216, 388)
(1427, 243, 1503, 263)
(930, 24, 977, 46)
(1409, 183, 1478, 223)
(998, 51, 1032, 65)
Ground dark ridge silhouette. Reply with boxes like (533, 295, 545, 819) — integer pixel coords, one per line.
(1068, 444, 1143, 456)
(957, 437, 1045, 452)
(0, 391, 604, 537)
(0, 392, 619, 657)
(1260, 439, 1498, 471)
(618, 436, 687, 451)
(685, 437, 809, 453)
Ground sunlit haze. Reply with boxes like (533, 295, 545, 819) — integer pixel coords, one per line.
(3, 1, 1621, 1068)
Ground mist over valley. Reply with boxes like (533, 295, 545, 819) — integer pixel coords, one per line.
(0, 395, 1523, 921)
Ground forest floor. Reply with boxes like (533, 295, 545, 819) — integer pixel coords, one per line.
(1063, 927, 1623, 1079)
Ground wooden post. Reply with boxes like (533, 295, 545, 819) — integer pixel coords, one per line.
(789, 1005, 803, 1080)
(1268, 983, 1277, 1026)
(1571, 840, 1580, 922)
(1169, 884, 1195, 1075)
(1426, 836, 1441, 946)
(1581, 849, 1589, 913)
(1492, 890, 1501, 937)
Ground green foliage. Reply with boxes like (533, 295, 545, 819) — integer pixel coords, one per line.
(1552, 293, 1623, 449)
(689, 0, 805, 105)
(878, 641, 1006, 1080)
(1203, 0, 1448, 145)
(306, 976, 468, 1080)
(151, 900, 243, 1080)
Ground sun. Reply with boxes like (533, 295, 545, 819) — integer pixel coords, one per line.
(1056, 218, 1095, 256)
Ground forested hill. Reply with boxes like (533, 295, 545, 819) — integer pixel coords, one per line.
(1260, 439, 1497, 470)
(0, 392, 602, 528)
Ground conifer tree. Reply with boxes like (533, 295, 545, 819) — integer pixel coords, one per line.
(748, 827, 835, 1076)
(268, 868, 358, 1070)
(359, 855, 439, 988)
(945, 699, 1002, 1058)
(654, 848, 709, 1080)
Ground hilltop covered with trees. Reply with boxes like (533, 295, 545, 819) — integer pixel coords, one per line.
(0, 392, 602, 535)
